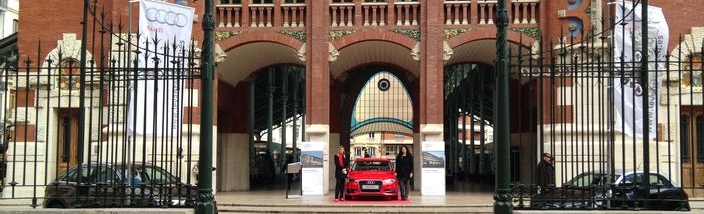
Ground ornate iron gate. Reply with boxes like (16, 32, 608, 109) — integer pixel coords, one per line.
(0, 2, 201, 208)
(509, 26, 700, 211)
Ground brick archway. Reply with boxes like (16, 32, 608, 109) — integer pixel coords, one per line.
(332, 29, 416, 51)
(447, 28, 534, 49)
(219, 31, 304, 52)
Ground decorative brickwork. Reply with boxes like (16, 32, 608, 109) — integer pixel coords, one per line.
(509, 27, 541, 40)
(328, 30, 356, 41)
(391, 29, 420, 41)
(275, 30, 306, 42)
(215, 30, 247, 42)
(442, 28, 471, 39)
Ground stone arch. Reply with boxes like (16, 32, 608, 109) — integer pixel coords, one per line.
(668, 27, 704, 81)
(39, 33, 96, 90)
(43, 33, 95, 69)
(332, 29, 416, 51)
(219, 31, 304, 52)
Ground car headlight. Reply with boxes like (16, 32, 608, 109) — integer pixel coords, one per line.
(348, 178, 356, 182)
(383, 179, 396, 184)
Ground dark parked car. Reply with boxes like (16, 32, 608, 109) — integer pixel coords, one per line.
(531, 170, 689, 211)
(345, 158, 399, 200)
(43, 163, 196, 208)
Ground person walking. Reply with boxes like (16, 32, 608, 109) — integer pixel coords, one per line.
(536, 152, 555, 191)
(333, 145, 349, 202)
(395, 145, 413, 201)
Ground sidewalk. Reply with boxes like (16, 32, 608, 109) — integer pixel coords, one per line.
(216, 190, 494, 213)
(0, 190, 699, 213)
(214, 190, 702, 213)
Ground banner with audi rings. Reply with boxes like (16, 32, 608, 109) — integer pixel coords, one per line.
(127, 0, 195, 137)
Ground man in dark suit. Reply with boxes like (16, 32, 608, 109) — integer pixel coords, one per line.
(536, 152, 555, 190)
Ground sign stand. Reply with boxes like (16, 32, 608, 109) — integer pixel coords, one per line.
(285, 162, 302, 198)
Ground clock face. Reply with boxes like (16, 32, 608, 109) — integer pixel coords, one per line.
(59, 59, 81, 90)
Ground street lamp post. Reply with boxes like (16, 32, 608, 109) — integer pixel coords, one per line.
(196, 0, 216, 213)
(493, 0, 512, 213)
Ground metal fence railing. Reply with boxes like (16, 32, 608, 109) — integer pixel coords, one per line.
(0, 2, 201, 208)
(505, 27, 700, 211)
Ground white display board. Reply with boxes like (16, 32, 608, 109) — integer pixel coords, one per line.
(421, 141, 446, 196)
(300, 141, 324, 196)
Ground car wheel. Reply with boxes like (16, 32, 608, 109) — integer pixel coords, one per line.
(47, 201, 65, 208)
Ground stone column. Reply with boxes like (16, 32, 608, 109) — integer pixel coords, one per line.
(305, 0, 332, 195)
(418, 0, 445, 191)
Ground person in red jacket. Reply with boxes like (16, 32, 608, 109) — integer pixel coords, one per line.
(333, 145, 349, 202)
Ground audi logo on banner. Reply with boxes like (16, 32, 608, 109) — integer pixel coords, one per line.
(145, 7, 189, 27)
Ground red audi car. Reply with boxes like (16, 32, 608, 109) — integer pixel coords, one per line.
(345, 158, 398, 200)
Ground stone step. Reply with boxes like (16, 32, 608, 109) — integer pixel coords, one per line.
(216, 204, 493, 213)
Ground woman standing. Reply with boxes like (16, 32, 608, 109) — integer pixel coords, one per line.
(395, 145, 413, 200)
(333, 145, 349, 202)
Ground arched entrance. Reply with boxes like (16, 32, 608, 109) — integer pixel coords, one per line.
(216, 64, 306, 192)
(334, 65, 418, 198)
(346, 69, 415, 160)
(441, 37, 533, 192)
(443, 63, 495, 185)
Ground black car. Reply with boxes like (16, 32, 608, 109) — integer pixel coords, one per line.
(43, 163, 197, 208)
(531, 170, 690, 211)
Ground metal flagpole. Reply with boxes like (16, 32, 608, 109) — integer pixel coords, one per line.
(78, 0, 89, 186)
(126, 0, 139, 188)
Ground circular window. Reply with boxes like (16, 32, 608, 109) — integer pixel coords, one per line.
(377, 78, 390, 91)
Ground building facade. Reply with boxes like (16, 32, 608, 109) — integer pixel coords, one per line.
(2, 0, 704, 204)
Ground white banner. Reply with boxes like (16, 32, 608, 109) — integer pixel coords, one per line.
(127, 0, 195, 136)
(421, 141, 445, 196)
(613, 1, 668, 139)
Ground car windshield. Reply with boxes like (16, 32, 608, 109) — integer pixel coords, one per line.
(141, 166, 179, 184)
(565, 173, 612, 187)
(117, 165, 181, 185)
(352, 161, 391, 171)
(57, 164, 180, 185)
(58, 164, 119, 184)
(620, 173, 672, 187)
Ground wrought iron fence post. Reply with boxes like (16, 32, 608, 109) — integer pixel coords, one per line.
(640, 0, 651, 208)
(493, 0, 512, 213)
(196, 0, 216, 213)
